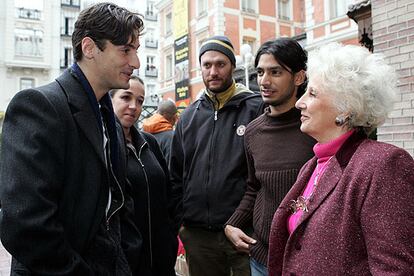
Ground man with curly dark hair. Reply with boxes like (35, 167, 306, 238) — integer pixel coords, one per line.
(0, 3, 144, 275)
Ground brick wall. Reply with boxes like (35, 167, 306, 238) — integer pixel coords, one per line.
(372, 0, 414, 156)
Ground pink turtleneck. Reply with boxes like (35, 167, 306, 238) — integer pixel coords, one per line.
(287, 129, 355, 234)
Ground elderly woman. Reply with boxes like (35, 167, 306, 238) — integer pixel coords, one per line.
(268, 43, 414, 275)
(110, 75, 178, 276)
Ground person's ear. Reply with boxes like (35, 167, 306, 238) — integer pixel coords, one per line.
(294, 70, 306, 86)
(81, 37, 96, 60)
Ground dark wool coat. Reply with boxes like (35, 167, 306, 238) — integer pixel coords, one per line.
(268, 131, 414, 276)
(0, 69, 141, 275)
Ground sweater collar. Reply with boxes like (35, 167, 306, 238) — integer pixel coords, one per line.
(205, 80, 236, 110)
(313, 129, 355, 163)
(263, 107, 301, 125)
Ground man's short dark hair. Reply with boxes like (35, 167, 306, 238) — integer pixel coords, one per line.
(255, 38, 308, 98)
(72, 2, 144, 61)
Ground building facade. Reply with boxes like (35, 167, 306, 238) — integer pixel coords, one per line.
(60, 0, 81, 74)
(141, 0, 161, 107)
(304, 0, 359, 50)
(156, 0, 306, 104)
(0, 0, 61, 113)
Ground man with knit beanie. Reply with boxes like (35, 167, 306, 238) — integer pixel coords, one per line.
(142, 100, 178, 163)
(224, 38, 316, 276)
(170, 35, 264, 276)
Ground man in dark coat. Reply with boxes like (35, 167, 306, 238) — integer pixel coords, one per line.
(170, 35, 264, 276)
(0, 3, 144, 275)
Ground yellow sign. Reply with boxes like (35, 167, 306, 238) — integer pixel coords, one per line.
(173, 0, 188, 39)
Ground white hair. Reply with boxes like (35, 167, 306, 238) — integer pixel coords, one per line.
(307, 43, 397, 134)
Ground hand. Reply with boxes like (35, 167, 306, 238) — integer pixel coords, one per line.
(224, 225, 257, 254)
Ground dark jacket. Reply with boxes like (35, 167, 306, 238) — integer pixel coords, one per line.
(127, 127, 177, 276)
(0, 69, 141, 275)
(268, 131, 414, 275)
(142, 113, 175, 163)
(153, 130, 174, 164)
(170, 87, 264, 229)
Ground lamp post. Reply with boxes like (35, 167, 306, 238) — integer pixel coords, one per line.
(240, 44, 253, 90)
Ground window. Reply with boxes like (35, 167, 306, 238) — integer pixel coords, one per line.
(145, 1, 157, 21)
(147, 29, 155, 40)
(165, 12, 172, 36)
(61, 0, 80, 6)
(166, 54, 173, 79)
(197, 0, 207, 16)
(15, 28, 43, 57)
(147, 84, 158, 104)
(61, 47, 73, 68)
(147, 56, 155, 69)
(330, 0, 348, 19)
(147, 84, 155, 95)
(241, 0, 256, 13)
(147, 56, 155, 65)
(278, 0, 291, 21)
(145, 56, 157, 77)
(15, 0, 43, 19)
(147, 1, 154, 13)
(145, 29, 157, 48)
(62, 17, 74, 35)
(16, 7, 41, 20)
(20, 78, 35, 90)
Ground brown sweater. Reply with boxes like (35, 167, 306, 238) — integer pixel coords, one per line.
(226, 107, 315, 265)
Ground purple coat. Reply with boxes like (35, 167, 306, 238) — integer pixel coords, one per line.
(268, 131, 414, 275)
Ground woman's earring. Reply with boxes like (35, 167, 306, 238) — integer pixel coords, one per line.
(335, 116, 347, 126)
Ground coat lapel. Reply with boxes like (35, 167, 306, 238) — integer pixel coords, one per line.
(268, 159, 316, 271)
(56, 70, 105, 165)
(295, 158, 342, 228)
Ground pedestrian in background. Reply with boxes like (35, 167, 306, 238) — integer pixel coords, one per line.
(268, 43, 414, 275)
(142, 100, 178, 164)
(0, 2, 143, 275)
(170, 35, 264, 276)
(111, 76, 178, 276)
(225, 38, 315, 276)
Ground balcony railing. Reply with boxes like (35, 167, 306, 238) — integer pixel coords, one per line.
(145, 67, 158, 77)
(278, 14, 291, 21)
(145, 11, 157, 21)
(242, 7, 256, 14)
(16, 8, 41, 20)
(145, 39, 158, 49)
(61, 27, 74, 36)
(61, 0, 80, 7)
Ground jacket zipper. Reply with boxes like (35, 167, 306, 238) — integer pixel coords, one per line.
(105, 136, 125, 230)
(206, 97, 218, 228)
(130, 141, 154, 268)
